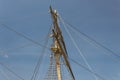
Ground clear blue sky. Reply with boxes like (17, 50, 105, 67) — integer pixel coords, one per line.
(0, 0, 120, 80)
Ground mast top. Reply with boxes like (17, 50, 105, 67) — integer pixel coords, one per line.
(49, 6, 75, 80)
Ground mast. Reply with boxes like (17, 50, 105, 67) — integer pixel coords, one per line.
(49, 6, 75, 80)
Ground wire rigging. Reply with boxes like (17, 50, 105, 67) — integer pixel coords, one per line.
(69, 58, 107, 80)
(30, 26, 52, 80)
(59, 19, 120, 61)
(0, 44, 35, 57)
(0, 39, 46, 57)
(0, 62, 25, 80)
(0, 67, 10, 80)
(0, 24, 51, 80)
(1, 24, 49, 50)
(59, 16, 99, 80)
(0, 10, 119, 80)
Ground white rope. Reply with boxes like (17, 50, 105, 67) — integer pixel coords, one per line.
(0, 68, 10, 80)
(0, 62, 25, 80)
(59, 16, 98, 80)
(62, 22, 120, 62)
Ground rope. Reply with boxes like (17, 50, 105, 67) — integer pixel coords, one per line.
(0, 62, 25, 80)
(1, 24, 49, 49)
(0, 24, 51, 80)
(44, 53, 58, 80)
(64, 22, 120, 59)
(69, 58, 107, 80)
(0, 39, 46, 58)
(30, 26, 52, 80)
(59, 16, 99, 80)
(0, 67, 10, 80)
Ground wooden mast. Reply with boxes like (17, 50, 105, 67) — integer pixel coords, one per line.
(50, 6, 75, 80)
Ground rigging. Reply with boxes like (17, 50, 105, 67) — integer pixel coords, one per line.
(0, 62, 25, 80)
(58, 18, 120, 63)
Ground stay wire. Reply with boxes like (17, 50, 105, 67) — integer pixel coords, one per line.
(59, 16, 99, 80)
(0, 62, 25, 80)
(58, 19, 120, 61)
(4, 43, 36, 52)
(0, 67, 10, 80)
(0, 39, 46, 57)
(30, 26, 52, 80)
(69, 58, 107, 80)
(1, 24, 49, 50)
(0, 24, 51, 80)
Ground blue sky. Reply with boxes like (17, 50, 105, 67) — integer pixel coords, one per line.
(0, 0, 120, 80)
